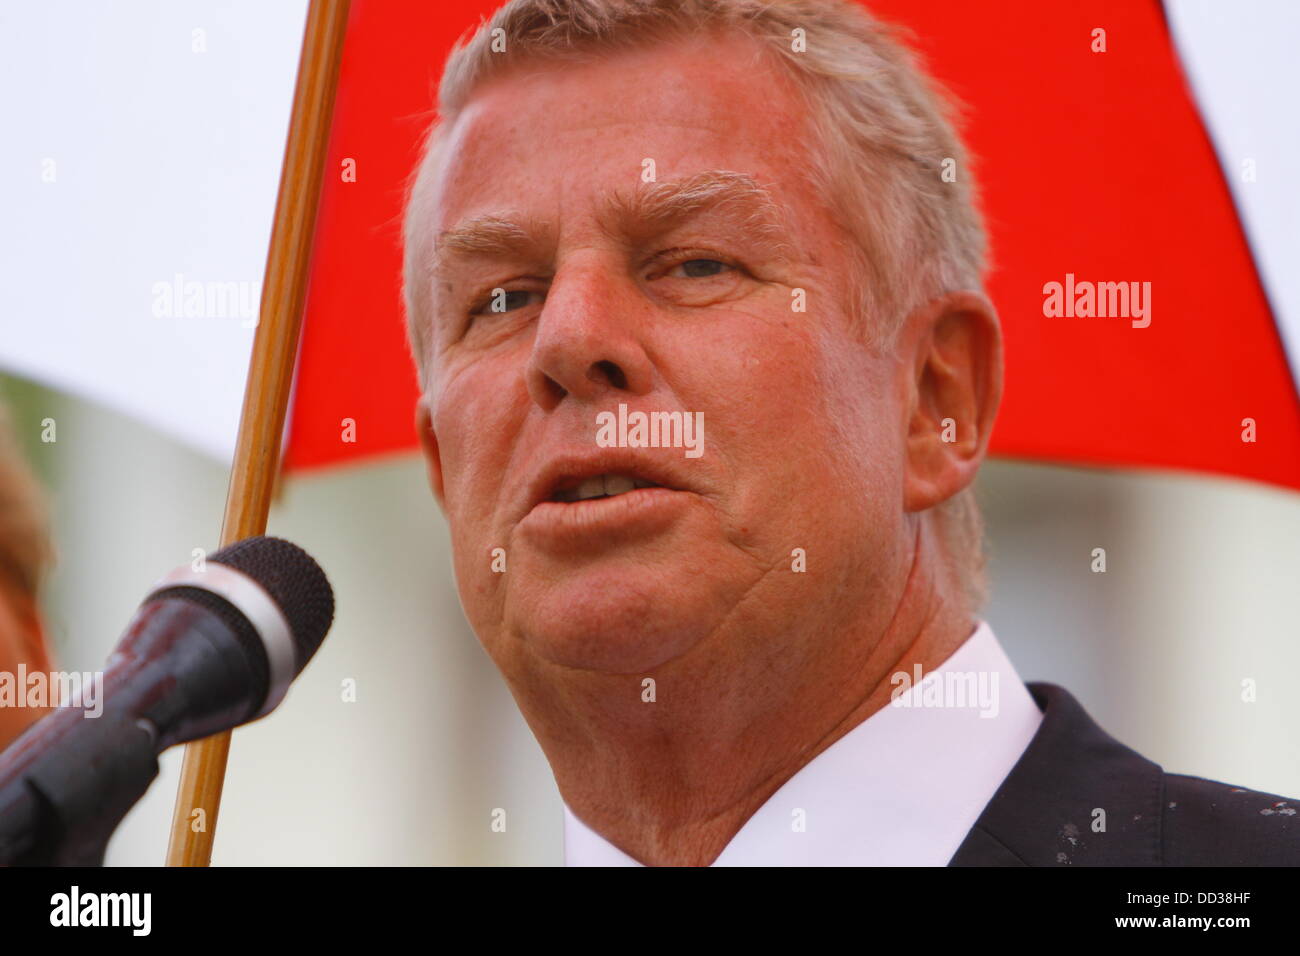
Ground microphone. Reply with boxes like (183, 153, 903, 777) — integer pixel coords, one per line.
(0, 535, 334, 865)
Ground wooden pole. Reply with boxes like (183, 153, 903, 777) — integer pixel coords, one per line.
(165, 0, 351, 867)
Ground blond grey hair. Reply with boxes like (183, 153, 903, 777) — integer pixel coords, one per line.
(401, 0, 992, 610)
(0, 403, 55, 602)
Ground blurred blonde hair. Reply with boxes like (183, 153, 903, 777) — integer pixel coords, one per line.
(402, 0, 992, 610)
(0, 404, 55, 603)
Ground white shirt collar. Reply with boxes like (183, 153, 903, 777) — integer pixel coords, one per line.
(563, 621, 1042, 865)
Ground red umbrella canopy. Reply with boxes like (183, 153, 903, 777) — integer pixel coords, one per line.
(287, 0, 1300, 491)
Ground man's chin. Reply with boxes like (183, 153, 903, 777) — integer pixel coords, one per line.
(503, 570, 719, 674)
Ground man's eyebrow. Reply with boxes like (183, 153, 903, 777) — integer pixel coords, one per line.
(431, 214, 556, 279)
(598, 169, 796, 260)
(430, 169, 797, 278)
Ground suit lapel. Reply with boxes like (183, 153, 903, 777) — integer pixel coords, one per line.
(948, 683, 1163, 866)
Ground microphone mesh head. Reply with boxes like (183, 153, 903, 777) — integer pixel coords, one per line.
(209, 536, 335, 674)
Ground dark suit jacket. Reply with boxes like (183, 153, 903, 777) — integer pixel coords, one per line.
(949, 683, 1300, 865)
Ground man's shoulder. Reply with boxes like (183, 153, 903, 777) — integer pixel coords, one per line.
(1161, 772, 1300, 866)
(949, 682, 1300, 866)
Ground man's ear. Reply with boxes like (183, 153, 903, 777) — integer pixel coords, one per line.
(902, 291, 1003, 513)
(415, 398, 447, 510)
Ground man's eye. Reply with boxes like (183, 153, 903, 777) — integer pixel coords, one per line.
(667, 258, 733, 279)
(470, 288, 540, 316)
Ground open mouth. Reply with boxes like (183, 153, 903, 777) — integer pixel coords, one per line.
(519, 458, 691, 542)
(549, 474, 663, 503)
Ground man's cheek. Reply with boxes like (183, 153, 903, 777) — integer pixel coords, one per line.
(434, 376, 517, 485)
(429, 422, 495, 555)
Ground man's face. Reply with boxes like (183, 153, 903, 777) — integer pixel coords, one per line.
(415, 32, 915, 680)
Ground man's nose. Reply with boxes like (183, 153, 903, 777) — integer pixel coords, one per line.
(525, 261, 655, 410)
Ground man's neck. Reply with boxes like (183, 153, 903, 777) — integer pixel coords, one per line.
(516, 532, 973, 866)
